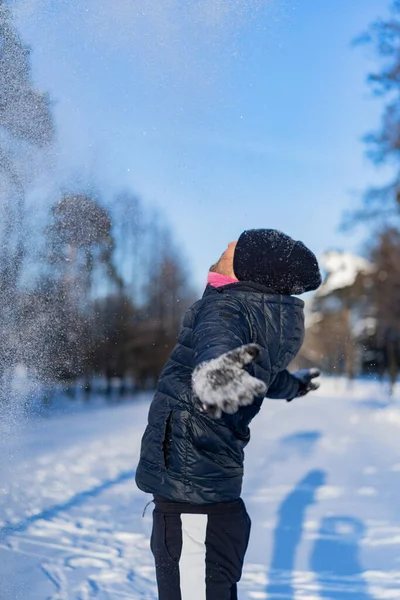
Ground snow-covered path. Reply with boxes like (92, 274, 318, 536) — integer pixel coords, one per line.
(1, 381, 400, 599)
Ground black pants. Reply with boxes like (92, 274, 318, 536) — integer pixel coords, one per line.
(150, 497, 251, 600)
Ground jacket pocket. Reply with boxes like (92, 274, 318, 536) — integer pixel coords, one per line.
(139, 407, 173, 469)
(162, 410, 173, 469)
(190, 415, 244, 469)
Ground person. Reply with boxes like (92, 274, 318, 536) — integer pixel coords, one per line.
(135, 229, 322, 600)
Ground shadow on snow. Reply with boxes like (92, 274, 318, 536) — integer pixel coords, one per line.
(311, 516, 372, 600)
(0, 469, 136, 542)
(266, 469, 373, 599)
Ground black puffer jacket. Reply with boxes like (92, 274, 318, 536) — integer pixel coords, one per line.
(135, 282, 305, 504)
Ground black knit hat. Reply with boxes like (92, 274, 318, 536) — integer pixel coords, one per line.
(233, 229, 321, 295)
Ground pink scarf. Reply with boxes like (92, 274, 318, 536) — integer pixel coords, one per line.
(207, 272, 238, 288)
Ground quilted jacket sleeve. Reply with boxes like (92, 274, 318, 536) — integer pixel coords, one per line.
(192, 295, 252, 367)
(266, 369, 300, 400)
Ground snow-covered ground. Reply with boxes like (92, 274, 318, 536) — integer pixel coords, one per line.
(1, 379, 400, 599)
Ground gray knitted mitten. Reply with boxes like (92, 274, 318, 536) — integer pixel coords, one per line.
(192, 344, 267, 418)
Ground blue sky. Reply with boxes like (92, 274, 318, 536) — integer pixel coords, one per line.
(13, 0, 391, 292)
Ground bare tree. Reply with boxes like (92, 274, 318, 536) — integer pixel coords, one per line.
(35, 193, 122, 386)
(46, 193, 122, 303)
(131, 224, 195, 387)
(368, 227, 400, 391)
(111, 191, 144, 301)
